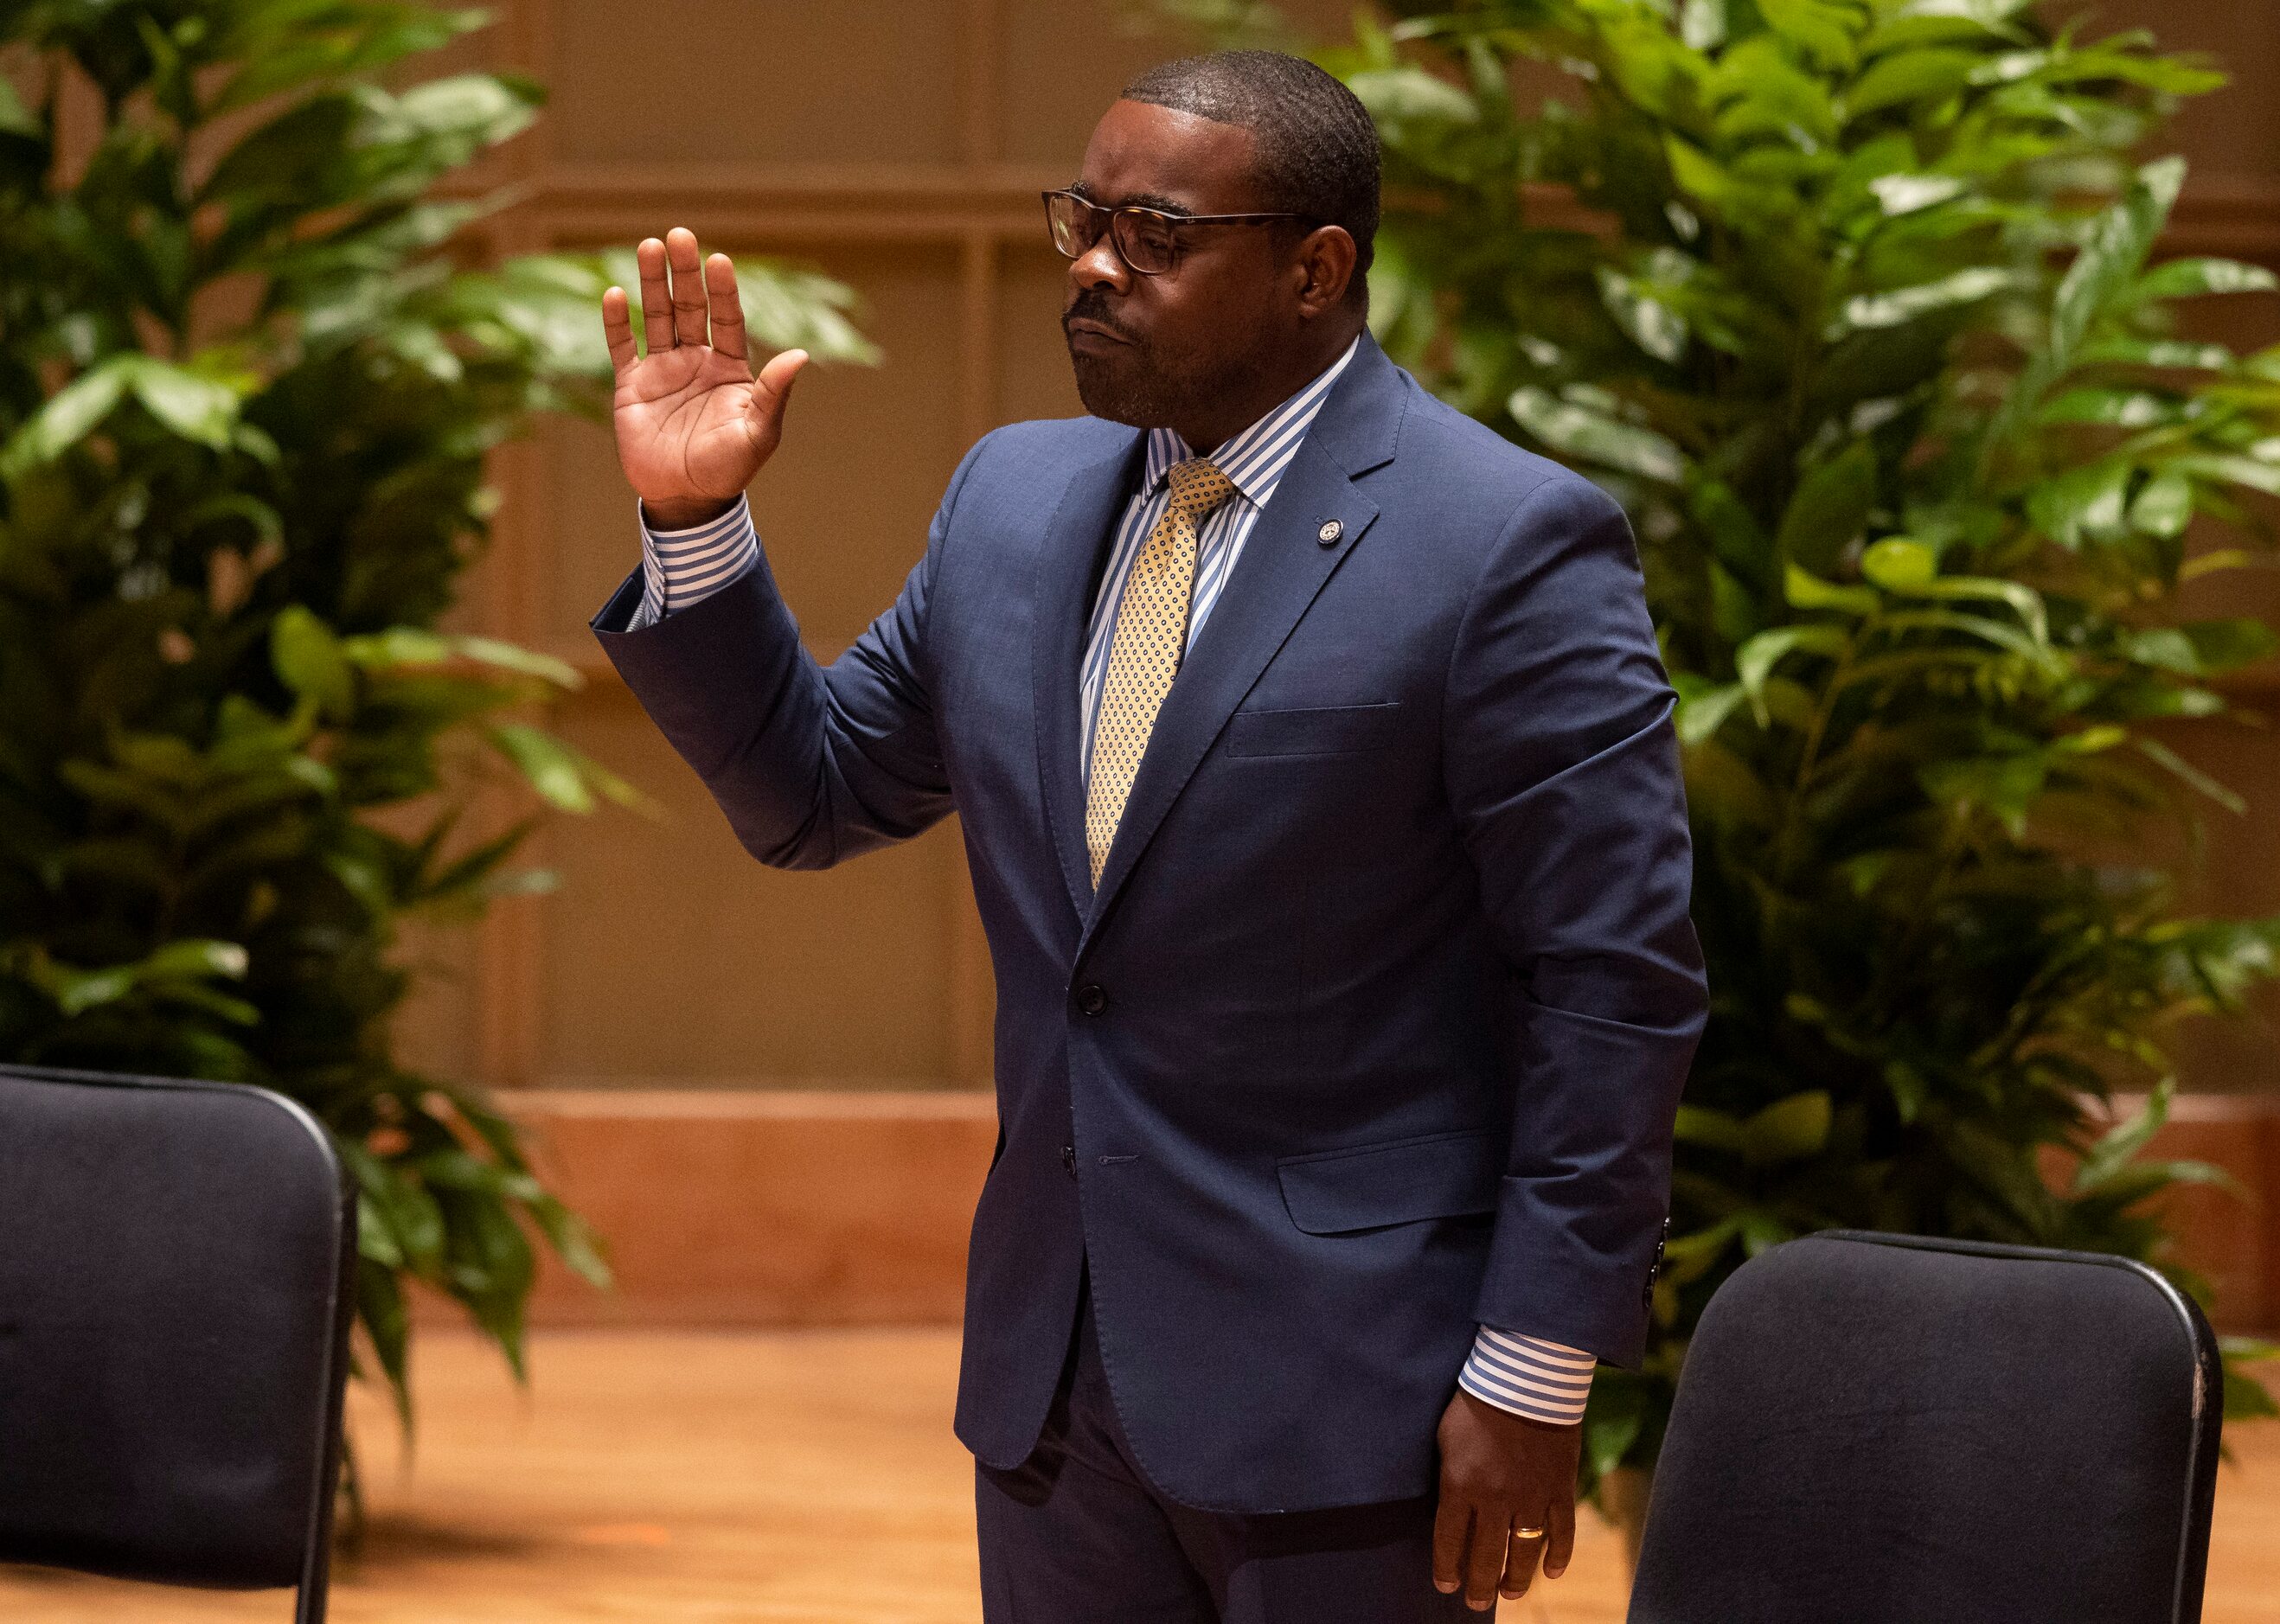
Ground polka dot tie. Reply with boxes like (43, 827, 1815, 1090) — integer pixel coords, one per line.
(1085, 456, 1239, 888)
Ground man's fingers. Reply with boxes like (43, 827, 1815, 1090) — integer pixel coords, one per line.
(665, 227, 710, 347)
(636, 237, 674, 355)
(1543, 1495, 1577, 1580)
(703, 253, 746, 360)
(1463, 1506, 1511, 1610)
(601, 286, 637, 374)
(1498, 1517, 1546, 1600)
(1430, 1491, 1469, 1595)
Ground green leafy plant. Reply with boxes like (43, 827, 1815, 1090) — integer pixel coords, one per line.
(1291, 0, 2280, 1496)
(0, 0, 874, 1444)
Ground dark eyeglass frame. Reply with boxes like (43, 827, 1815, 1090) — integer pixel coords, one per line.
(1041, 188, 1317, 277)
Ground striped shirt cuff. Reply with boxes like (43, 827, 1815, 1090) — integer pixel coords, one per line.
(633, 494, 759, 630)
(1458, 1327, 1596, 1425)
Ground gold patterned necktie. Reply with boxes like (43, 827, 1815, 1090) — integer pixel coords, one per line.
(1085, 456, 1239, 887)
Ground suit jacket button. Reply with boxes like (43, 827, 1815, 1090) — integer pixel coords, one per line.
(1076, 983, 1109, 1016)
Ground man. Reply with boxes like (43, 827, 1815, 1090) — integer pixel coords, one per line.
(592, 50, 1705, 1621)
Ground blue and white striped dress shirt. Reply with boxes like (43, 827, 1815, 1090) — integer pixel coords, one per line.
(1074, 339, 1352, 777)
(628, 340, 1597, 1427)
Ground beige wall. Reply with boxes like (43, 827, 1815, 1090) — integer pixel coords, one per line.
(396, 0, 2280, 1097)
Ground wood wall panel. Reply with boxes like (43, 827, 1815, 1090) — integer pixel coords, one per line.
(740, 246, 970, 648)
(391, 916, 484, 1084)
(542, 0, 964, 165)
(2141, 697, 2280, 1097)
(993, 243, 1086, 424)
(995, 0, 1360, 165)
(502, 1090, 1000, 1325)
(2075, 0, 2280, 195)
(996, 0, 1160, 167)
(535, 412, 637, 640)
(536, 691, 964, 1086)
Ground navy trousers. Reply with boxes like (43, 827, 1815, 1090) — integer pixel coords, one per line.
(975, 1279, 1476, 1623)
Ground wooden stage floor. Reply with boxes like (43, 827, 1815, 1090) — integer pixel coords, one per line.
(4, 1327, 2277, 1622)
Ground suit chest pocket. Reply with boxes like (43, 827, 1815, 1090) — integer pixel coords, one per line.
(1222, 701, 1404, 758)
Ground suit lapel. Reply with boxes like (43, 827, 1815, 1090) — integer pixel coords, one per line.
(1079, 336, 1412, 945)
(1033, 429, 1146, 920)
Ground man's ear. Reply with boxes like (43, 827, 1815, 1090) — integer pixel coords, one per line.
(1293, 224, 1360, 317)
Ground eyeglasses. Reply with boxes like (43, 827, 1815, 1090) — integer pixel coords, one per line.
(1041, 189, 1316, 278)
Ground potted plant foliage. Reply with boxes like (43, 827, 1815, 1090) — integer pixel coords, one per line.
(0, 0, 874, 1462)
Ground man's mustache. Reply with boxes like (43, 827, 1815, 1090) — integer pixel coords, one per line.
(1063, 293, 1141, 344)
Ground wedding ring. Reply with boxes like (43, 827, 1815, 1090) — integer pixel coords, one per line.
(1512, 1525, 1546, 1540)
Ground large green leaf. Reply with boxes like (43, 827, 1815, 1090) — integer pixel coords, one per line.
(2049, 157, 2184, 368)
(381, 73, 541, 150)
(208, 3, 483, 112)
(2130, 258, 2279, 303)
(0, 73, 39, 137)
(1674, 675, 1750, 745)
(1735, 623, 1851, 724)
(1755, 0, 1863, 73)
(2128, 470, 2194, 537)
(271, 605, 356, 719)
(2027, 458, 2132, 548)
(1776, 444, 1878, 572)
(1846, 47, 1978, 117)
(124, 356, 245, 449)
(488, 722, 595, 813)
(1741, 1091, 1833, 1167)
(1784, 562, 1880, 617)
(1508, 387, 1687, 483)
(0, 362, 131, 476)
(1835, 266, 2018, 336)
(1598, 259, 1691, 365)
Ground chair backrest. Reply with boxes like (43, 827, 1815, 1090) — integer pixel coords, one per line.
(0, 1063, 355, 1620)
(1629, 1230, 2221, 1624)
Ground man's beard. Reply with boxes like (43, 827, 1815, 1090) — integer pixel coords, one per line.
(1063, 294, 1251, 438)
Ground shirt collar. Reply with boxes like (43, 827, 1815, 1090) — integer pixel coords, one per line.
(1140, 334, 1362, 508)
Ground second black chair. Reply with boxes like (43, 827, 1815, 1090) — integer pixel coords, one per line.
(1630, 1229, 2222, 1624)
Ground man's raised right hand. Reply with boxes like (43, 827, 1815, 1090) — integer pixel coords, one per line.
(603, 226, 807, 532)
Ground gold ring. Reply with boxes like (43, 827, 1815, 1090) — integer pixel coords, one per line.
(1513, 1525, 1546, 1540)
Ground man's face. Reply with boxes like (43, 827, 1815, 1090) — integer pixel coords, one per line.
(1060, 99, 1297, 437)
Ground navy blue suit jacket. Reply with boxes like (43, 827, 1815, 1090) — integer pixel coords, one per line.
(592, 334, 1707, 1514)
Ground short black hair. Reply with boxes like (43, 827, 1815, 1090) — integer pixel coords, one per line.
(1121, 50, 1381, 299)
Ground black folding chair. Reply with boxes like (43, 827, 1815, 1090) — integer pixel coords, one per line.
(1630, 1230, 2223, 1624)
(0, 1063, 356, 1622)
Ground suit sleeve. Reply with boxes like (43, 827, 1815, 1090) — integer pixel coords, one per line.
(1443, 472, 1708, 1369)
(588, 439, 989, 870)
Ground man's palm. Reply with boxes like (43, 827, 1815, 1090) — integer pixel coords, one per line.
(616, 342, 765, 504)
(603, 227, 806, 518)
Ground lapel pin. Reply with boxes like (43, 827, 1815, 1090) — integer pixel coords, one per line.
(1316, 520, 1342, 546)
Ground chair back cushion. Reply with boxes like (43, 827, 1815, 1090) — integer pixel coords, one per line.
(0, 1065, 354, 1589)
(1629, 1231, 2221, 1624)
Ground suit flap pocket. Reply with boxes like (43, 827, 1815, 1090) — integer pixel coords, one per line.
(1277, 1129, 1501, 1236)
(1224, 701, 1403, 758)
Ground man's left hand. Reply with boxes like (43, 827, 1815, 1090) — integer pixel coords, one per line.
(1431, 1390, 1581, 1611)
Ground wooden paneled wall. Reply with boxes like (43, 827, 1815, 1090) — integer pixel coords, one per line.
(391, 1, 2280, 1099)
